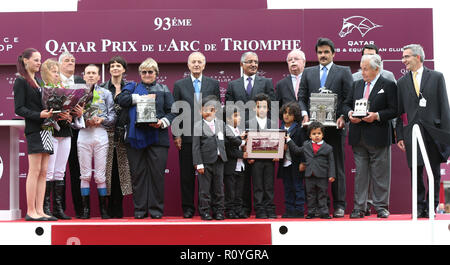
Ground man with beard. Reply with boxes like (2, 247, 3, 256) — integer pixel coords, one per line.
(297, 38, 353, 217)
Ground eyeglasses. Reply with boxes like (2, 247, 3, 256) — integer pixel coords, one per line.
(140, 70, 155, 75)
(243, 60, 259, 65)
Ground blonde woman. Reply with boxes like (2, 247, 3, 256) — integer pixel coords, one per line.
(40, 58, 73, 219)
(116, 58, 175, 219)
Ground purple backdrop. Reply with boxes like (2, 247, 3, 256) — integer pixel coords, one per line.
(1, 7, 445, 217)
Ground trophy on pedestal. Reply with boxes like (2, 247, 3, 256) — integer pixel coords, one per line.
(306, 87, 338, 127)
(136, 94, 158, 125)
(352, 98, 370, 118)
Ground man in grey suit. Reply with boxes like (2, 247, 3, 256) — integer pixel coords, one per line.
(352, 44, 397, 216)
(225, 51, 276, 215)
(172, 52, 221, 218)
(297, 38, 353, 217)
(352, 44, 396, 83)
(396, 44, 450, 218)
(344, 54, 398, 219)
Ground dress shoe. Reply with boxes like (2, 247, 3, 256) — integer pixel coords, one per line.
(151, 214, 163, 219)
(201, 213, 213, 221)
(225, 211, 237, 219)
(377, 209, 390, 218)
(282, 210, 293, 218)
(183, 211, 194, 218)
(292, 210, 305, 218)
(237, 210, 248, 219)
(333, 208, 345, 218)
(305, 212, 317, 219)
(320, 213, 332, 219)
(267, 211, 277, 219)
(213, 213, 225, 220)
(418, 209, 429, 218)
(255, 211, 268, 219)
(25, 214, 47, 221)
(134, 213, 148, 219)
(350, 209, 364, 219)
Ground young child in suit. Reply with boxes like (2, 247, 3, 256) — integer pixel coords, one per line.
(224, 110, 248, 219)
(192, 95, 243, 220)
(287, 121, 335, 219)
(277, 102, 307, 218)
(246, 93, 278, 219)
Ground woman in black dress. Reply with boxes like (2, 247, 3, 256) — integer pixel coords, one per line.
(13, 48, 56, 221)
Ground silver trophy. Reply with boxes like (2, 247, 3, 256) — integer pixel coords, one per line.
(306, 87, 338, 127)
(136, 94, 158, 124)
(352, 98, 370, 118)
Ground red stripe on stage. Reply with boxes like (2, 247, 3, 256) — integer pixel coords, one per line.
(51, 223, 272, 245)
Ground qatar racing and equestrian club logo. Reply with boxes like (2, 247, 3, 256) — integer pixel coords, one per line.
(338, 16, 382, 38)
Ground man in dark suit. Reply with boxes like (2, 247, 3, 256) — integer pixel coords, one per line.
(192, 95, 242, 220)
(297, 38, 353, 217)
(58, 52, 85, 218)
(225, 52, 276, 216)
(225, 52, 276, 106)
(396, 44, 450, 218)
(276, 49, 306, 108)
(344, 54, 398, 219)
(172, 52, 221, 218)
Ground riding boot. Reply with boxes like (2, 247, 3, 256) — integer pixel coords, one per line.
(80, 195, 90, 219)
(99, 195, 111, 219)
(52, 180, 72, 220)
(44, 181, 53, 216)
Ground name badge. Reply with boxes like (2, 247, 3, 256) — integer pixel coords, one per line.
(419, 97, 427, 107)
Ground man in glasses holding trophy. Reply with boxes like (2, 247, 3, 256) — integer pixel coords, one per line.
(343, 54, 398, 219)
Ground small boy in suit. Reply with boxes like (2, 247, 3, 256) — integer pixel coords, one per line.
(287, 121, 335, 219)
(246, 93, 278, 219)
(192, 95, 243, 220)
(224, 110, 248, 219)
(277, 102, 307, 218)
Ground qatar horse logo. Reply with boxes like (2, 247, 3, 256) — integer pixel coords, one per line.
(338, 16, 382, 38)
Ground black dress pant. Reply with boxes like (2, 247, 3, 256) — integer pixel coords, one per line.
(251, 160, 275, 214)
(324, 127, 346, 211)
(411, 156, 442, 213)
(224, 170, 245, 214)
(179, 142, 197, 214)
(108, 149, 124, 218)
(68, 128, 82, 217)
(127, 145, 168, 217)
(305, 177, 329, 215)
(198, 160, 225, 215)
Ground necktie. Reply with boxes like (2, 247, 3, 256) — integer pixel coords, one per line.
(364, 82, 371, 99)
(194, 79, 200, 101)
(246, 77, 253, 96)
(209, 122, 215, 134)
(413, 71, 420, 97)
(320, 66, 328, 88)
(294, 75, 300, 100)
